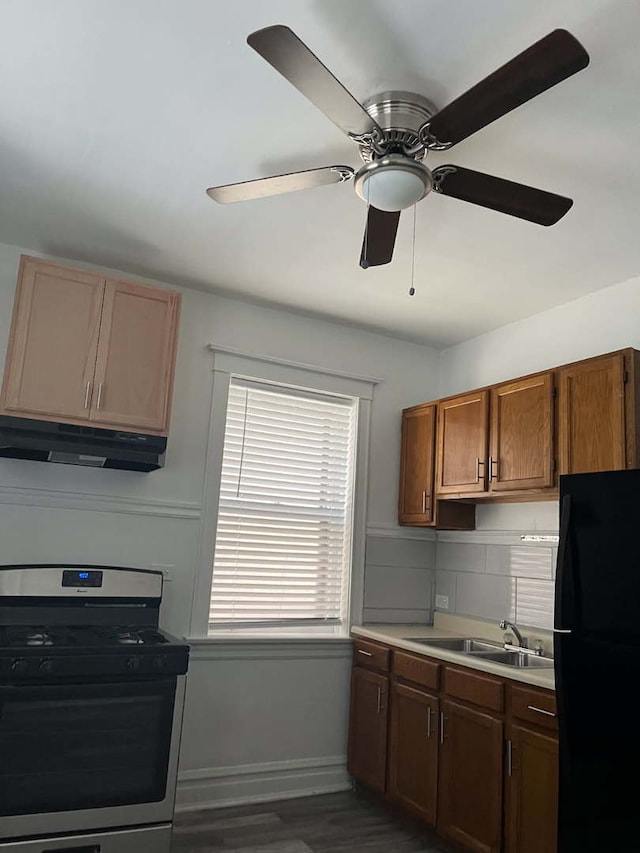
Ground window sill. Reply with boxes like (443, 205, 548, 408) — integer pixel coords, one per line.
(184, 634, 354, 662)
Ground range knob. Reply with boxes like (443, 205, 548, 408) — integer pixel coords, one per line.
(10, 657, 28, 675)
(151, 656, 168, 673)
(39, 657, 54, 674)
(125, 656, 142, 672)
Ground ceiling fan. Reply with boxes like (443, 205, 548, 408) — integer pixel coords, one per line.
(207, 25, 589, 269)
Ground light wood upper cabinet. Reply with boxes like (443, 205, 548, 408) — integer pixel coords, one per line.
(490, 372, 554, 492)
(0, 256, 181, 435)
(436, 390, 489, 496)
(91, 280, 180, 431)
(399, 404, 436, 524)
(0, 257, 104, 421)
(557, 351, 630, 475)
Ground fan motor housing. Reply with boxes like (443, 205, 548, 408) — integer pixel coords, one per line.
(359, 91, 437, 162)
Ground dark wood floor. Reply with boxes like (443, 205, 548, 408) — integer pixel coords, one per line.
(172, 790, 460, 853)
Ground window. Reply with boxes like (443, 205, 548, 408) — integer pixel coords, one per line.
(209, 377, 358, 634)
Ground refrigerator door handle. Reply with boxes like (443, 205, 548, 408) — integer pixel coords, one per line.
(554, 493, 576, 632)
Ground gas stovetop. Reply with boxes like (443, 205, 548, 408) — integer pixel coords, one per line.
(0, 625, 172, 649)
(0, 564, 189, 682)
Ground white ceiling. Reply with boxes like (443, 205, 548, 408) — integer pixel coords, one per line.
(0, 0, 638, 346)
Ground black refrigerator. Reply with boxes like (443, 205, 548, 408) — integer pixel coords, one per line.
(555, 469, 640, 852)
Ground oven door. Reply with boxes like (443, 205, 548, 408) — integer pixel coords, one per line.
(0, 675, 185, 841)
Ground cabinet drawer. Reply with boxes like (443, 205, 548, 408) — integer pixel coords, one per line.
(392, 650, 440, 691)
(511, 685, 557, 731)
(353, 639, 390, 671)
(444, 665, 504, 713)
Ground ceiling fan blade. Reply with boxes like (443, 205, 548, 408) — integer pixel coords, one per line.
(433, 165, 573, 226)
(428, 29, 589, 147)
(359, 207, 401, 268)
(247, 25, 380, 139)
(207, 165, 354, 204)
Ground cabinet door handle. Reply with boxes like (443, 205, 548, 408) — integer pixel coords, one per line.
(527, 705, 556, 718)
(426, 706, 432, 739)
(489, 455, 498, 481)
(475, 457, 485, 482)
(507, 739, 513, 777)
(422, 490, 427, 514)
(84, 381, 92, 409)
(357, 649, 372, 657)
(376, 686, 382, 714)
(96, 382, 103, 410)
(439, 712, 447, 744)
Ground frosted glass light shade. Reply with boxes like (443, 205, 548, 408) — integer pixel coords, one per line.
(354, 155, 432, 212)
(361, 169, 427, 211)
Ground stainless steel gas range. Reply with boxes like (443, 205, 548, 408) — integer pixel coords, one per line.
(0, 564, 189, 853)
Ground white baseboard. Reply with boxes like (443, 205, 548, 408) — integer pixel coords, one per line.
(175, 755, 350, 812)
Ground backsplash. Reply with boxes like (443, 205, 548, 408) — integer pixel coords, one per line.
(363, 532, 435, 623)
(435, 539, 557, 631)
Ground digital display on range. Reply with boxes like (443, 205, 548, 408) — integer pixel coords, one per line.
(62, 569, 103, 588)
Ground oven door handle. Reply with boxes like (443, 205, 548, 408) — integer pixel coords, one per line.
(44, 846, 101, 853)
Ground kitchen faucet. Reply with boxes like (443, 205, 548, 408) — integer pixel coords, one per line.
(499, 619, 526, 647)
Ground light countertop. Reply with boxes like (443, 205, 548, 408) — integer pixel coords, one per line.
(351, 622, 555, 691)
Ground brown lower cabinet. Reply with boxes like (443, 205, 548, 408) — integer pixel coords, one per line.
(505, 724, 559, 853)
(438, 699, 504, 853)
(388, 682, 439, 825)
(348, 640, 558, 853)
(347, 665, 388, 793)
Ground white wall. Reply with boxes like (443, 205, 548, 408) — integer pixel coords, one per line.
(438, 273, 640, 397)
(0, 241, 440, 807)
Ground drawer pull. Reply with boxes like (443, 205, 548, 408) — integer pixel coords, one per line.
(527, 704, 556, 718)
(357, 649, 373, 657)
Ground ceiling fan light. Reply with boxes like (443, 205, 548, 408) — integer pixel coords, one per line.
(355, 155, 432, 212)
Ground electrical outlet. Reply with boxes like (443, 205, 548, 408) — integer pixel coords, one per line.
(435, 594, 449, 610)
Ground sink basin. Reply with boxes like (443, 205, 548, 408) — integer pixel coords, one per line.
(403, 637, 502, 653)
(472, 650, 555, 669)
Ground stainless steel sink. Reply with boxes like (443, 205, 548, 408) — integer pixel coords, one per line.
(472, 650, 555, 669)
(403, 637, 503, 653)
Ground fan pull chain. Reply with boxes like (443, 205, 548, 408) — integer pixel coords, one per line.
(409, 203, 417, 296)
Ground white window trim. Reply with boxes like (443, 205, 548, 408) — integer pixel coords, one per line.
(188, 347, 379, 640)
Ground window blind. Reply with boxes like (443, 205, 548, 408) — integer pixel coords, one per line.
(210, 378, 357, 631)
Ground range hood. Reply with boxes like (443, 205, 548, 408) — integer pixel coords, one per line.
(0, 416, 166, 471)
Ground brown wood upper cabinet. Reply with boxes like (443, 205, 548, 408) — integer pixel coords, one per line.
(490, 373, 554, 492)
(557, 350, 638, 475)
(436, 390, 489, 495)
(0, 256, 180, 435)
(436, 374, 554, 498)
(399, 404, 436, 524)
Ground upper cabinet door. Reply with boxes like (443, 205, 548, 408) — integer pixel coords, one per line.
(0, 257, 104, 421)
(489, 373, 554, 492)
(91, 280, 180, 433)
(399, 404, 436, 524)
(557, 353, 626, 474)
(436, 391, 489, 495)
